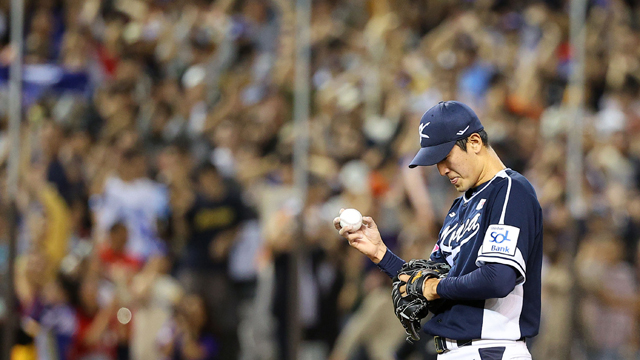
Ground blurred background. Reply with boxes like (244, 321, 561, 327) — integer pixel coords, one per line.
(0, 0, 638, 359)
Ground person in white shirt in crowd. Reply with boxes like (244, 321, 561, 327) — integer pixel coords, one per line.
(91, 147, 170, 261)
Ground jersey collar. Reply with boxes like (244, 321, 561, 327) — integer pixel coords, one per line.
(462, 168, 509, 203)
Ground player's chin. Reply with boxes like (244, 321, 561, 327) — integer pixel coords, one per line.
(452, 183, 467, 192)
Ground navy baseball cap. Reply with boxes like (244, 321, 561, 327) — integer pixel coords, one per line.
(409, 101, 484, 168)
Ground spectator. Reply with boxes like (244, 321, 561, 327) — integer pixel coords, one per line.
(328, 270, 405, 360)
(98, 222, 144, 279)
(28, 275, 78, 360)
(68, 274, 119, 360)
(576, 233, 637, 360)
(175, 163, 250, 360)
(130, 256, 184, 360)
(92, 147, 170, 260)
(158, 294, 219, 360)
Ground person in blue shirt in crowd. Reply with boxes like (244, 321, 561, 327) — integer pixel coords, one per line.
(335, 101, 543, 359)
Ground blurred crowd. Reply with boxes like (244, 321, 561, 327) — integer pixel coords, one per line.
(1, 0, 640, 359)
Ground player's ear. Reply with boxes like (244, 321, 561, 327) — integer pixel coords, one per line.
(468, 133, 483, 154)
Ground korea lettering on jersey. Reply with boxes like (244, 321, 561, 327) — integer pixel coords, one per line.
(425, 169, 543, 341)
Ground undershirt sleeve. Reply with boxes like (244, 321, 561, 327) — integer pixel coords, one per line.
(436, 263, 517, 300)
(376, 249, 406, 279)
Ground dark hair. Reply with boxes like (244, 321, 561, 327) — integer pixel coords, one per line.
(122, 147, 144, 160)
(192, 162, 220, 181)
(109, 222, 127, 233)
(455, 129, 489, 151)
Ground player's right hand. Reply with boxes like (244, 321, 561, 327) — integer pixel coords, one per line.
(333, 209, 387, 263)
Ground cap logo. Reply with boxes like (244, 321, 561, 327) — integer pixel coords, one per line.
(419, 122, 431, 139)
(456, 125, 469, 136)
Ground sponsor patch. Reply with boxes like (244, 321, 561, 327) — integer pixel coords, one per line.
(476, 199, 486, 210)
(482, 224, 519, 256)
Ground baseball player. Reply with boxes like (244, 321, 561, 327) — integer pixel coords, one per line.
(334, 101, 542, 359)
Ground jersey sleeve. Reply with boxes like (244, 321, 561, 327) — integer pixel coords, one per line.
(475, 179, 540, 285)
(376, 249, 405, 279)
(429, 240, 446, 263)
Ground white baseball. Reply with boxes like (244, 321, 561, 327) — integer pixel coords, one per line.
(117, 307, 132, 324)
(340, 208, 363, 231)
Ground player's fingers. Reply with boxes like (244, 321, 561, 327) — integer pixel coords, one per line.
(339, 225, 355, 236)
(333, 217, 342, 231)
(339, 208, 344, 214)
(345, 233, 363, 247)
(348, 238, 367, 250)
(362, 216, 376, 229)
(398, 274, 410, 282)
(341, 229, 361, 242)
(399, 284, 407, 296)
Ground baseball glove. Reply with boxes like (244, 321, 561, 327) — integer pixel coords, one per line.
(392, 259, 451, 342)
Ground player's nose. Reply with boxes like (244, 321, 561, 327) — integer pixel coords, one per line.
(436, 161, 449, 176)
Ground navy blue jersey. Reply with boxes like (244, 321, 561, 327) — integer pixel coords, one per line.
(377, 168, 543, 340)
(423, 168, 543, 340)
